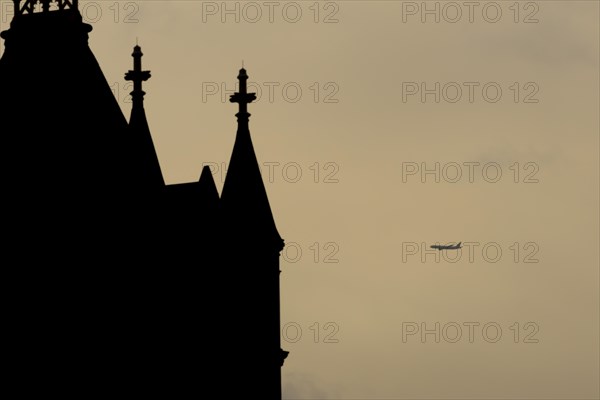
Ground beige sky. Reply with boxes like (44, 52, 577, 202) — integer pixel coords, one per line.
(2, 1, 598, 398)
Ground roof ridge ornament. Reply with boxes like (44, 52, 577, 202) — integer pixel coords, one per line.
(13, 0, 79, 16)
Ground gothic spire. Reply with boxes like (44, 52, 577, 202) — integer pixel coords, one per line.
(221, 67, 283, 250)
(124, 44, 165, 189)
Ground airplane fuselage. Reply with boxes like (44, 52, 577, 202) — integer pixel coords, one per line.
(430, 242, 462, 250)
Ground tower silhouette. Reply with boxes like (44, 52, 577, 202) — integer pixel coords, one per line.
(0, 1, 288, 397)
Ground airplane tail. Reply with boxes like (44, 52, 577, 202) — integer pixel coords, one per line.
(457, 242, 462, 247)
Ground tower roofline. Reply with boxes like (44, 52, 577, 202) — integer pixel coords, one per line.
(2, 0, 90, 43)
(12, 0, 79, 16)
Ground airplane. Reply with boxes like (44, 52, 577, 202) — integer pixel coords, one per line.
(430, 242, 462, 250)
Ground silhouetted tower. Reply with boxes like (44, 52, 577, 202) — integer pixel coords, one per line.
(222, 67, 288, 399)
(1, 3, 288, 398)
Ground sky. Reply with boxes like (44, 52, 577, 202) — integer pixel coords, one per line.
(1, 1, 598, 398)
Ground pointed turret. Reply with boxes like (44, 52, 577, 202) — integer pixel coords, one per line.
(219, 66, 286, 399)
(125, 44, 165, 190)
(198, 165, 219, 205)
(221, 67, 283, 250)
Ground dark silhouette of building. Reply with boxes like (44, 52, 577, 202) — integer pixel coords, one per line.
(0, 1, 288, 397)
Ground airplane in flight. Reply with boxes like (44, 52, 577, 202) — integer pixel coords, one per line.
(430, 242, 462, 250)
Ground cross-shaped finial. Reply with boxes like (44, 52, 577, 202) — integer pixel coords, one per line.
(124, 44, 151, 107)
(230, 67, 257, 122)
